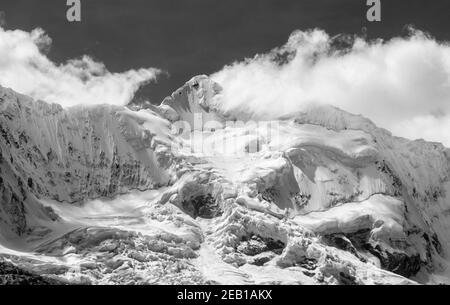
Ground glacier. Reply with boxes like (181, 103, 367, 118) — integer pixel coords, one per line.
(1, 75, 450, 285)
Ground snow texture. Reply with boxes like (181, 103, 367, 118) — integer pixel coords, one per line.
(1, 75, 450, 284)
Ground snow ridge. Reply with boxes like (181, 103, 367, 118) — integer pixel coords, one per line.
(1, 76, 450, 284)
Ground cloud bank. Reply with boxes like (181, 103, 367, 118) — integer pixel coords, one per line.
(0, 26, 160, 107)
(211, 29, 450, 147)
(1, 25, 449, 146)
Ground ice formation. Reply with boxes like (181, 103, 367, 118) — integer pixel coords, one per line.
(1, 75, 450, 284)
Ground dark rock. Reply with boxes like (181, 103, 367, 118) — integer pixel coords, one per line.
(366, 244, 422, 278)
(323, 230, 370, 263)
(339, 271, 357, 285)
(181, 194, 222, 219)
(302, 270, 315, 277)
(324, 229, 422, 278)
(237, 235, 285, 256)
(0, 260, 67, 285)
(250, 256, 272, 266)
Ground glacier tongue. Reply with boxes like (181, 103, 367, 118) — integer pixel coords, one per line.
(1, 76, 450, 284)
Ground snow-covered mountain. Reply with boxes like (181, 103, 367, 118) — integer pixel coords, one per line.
(1, 75, 450, 284)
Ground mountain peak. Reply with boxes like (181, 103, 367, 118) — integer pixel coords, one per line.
(1, 76, 450, 285)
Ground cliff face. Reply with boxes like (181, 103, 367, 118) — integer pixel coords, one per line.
(1, 76, 450, 284)
(0, 86, 175, 236)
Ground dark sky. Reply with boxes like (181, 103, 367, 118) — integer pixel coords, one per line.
(1, 0, 449, 104)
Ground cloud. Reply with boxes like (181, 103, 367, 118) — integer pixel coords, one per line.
(0, 26, 160, 107)
(211, 29, 450, 147)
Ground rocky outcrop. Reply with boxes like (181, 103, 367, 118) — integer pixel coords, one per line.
(0, 258, 67, 285)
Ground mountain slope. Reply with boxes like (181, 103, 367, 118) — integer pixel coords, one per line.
(0, 76, 449, 284)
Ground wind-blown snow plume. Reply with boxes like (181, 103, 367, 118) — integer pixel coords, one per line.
(0, 26, 160, 107)
(211, 29, 450, 146)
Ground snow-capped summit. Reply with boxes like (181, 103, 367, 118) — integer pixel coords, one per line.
(1, 77, 450, 285)
(157, 75, 224, 128)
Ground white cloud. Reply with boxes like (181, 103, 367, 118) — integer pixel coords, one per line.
(0, 26, 160, 107)
(211, 29, 450, 147)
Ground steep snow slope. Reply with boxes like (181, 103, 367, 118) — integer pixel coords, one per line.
(147, 75, 450, 283)
(1, 76, 450, 284)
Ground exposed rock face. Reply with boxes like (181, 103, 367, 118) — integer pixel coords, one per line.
(0, 259, 67, 285)
(323, 229, 423, 278)
(0, 85, 176, 236)
(181, 194, 222, 219)
(1, 76, 450, 285)
(237, 235, 285, 256)
(1, 87, 173, 202)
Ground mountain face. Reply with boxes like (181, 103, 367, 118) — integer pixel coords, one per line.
(1, 75, 450, 284)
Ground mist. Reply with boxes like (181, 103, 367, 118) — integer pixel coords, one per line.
(211, 29, 450, 146)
